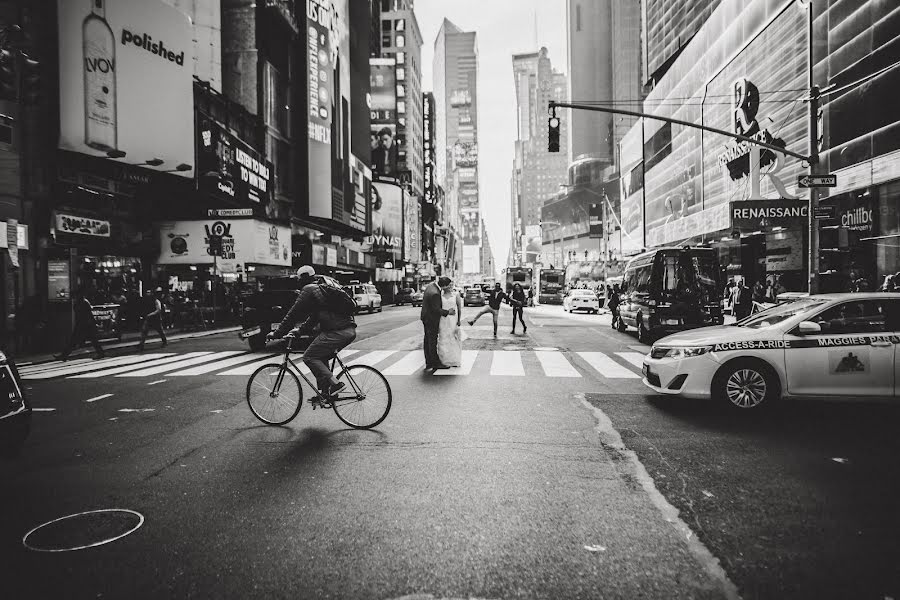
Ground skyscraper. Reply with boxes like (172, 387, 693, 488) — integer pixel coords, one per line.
(433, 18, 480, 276)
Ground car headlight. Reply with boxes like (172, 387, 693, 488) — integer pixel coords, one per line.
(650, 345, 713, 359)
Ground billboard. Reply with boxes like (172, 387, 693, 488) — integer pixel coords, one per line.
(369, 181, 403, 258)
(404, 195, 420, 262)
(450, 88, 472, 107)
(370, 58, 398, 178)
(453, 142, 478, 168)
(463, 244, 480, 274)
(197, 115, 272, 206)
(158, 219, 290, 273)
(58, 0, 194, 176)
(461, 209, 480, 245)
(307, 0, 334, 219)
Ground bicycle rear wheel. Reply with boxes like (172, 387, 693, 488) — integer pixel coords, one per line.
(246, 363, 303, 425)
(332, 365, 391, 429)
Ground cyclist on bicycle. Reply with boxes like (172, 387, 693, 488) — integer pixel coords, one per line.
(267, 265, 357, 399)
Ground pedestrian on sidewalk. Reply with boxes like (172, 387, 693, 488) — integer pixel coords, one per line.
(731, 279, 753, 320)
(467, 282, 514, 337)
(55, 289, 105, 361)
(138, 287, 168, 351)
(510, 283, 527, 334)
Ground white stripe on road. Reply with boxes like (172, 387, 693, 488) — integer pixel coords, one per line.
(168, 353, 277, 376)
(381, 351, 426, 375)
(117, 351, 244, 377)
(577, 352, 640, 378)
(31, 407, 56, 412)
(26, 354, 173, 379)
(85, 393, 114, 403)
(434, 350, 478, 376)
(615, 351, 647, 370)
(70, 353, 205, 378)
(535, 351, 581, 377)
(19, 358, 93, 375)
(490, 351, 525, 376)
(147, 380, 167, 386)
(342, 350, 397, 367)
(219, 355, 285, 376)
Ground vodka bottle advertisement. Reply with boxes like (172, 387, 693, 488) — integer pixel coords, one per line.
(83, 0, 117, 151)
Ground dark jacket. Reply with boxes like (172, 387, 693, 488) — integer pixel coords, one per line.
(275, 283, 356, 337)
(511, 289, 527, 306)
(485, 288, 512, 310)
(420, 282, 449, 324)
(75, 297, 97, 330)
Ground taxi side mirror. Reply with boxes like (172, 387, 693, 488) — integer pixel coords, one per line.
(797, 321, 821, 335)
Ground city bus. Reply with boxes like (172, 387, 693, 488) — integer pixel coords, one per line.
(505, 267, 533, 292)
(538, 268, 566, 304)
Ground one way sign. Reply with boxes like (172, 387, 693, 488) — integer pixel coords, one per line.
(798, 174, 837, 188)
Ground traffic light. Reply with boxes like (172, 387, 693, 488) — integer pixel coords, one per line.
(20, 53, 40, 105)
(208, 235, 223, 257)
(548, 116, 560, 152)
(0, 49, 16, 101)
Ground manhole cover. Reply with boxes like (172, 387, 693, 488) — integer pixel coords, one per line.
(23, 509, 144, 552)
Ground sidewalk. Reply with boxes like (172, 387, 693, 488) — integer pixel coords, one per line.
(16, 325, 242, 367)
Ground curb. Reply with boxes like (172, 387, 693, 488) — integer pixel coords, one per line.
(16, 326, 243, 367)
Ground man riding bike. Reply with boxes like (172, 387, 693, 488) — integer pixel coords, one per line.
(267, 266, 357, 399)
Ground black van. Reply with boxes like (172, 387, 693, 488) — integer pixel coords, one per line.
(617, 246, 723, 343)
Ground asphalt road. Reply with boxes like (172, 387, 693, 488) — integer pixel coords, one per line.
(2, 303, 898, 599)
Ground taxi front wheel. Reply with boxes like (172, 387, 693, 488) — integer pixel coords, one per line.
(713, 360, 780, 411)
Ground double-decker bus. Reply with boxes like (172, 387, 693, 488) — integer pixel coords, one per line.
(538, 268, 566, 304)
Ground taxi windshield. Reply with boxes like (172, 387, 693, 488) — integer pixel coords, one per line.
(737, 298, 830, 329)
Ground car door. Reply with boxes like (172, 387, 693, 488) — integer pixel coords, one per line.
(784, 299, 896, 397)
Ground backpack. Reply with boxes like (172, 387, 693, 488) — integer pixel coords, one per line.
(318, 284, 357, 316)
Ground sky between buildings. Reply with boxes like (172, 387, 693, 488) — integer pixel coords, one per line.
(415, 0, 568, 274)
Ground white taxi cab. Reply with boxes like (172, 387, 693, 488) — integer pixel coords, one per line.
(642, 293, 900, 411)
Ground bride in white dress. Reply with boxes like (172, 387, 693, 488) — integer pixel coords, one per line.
(437, 284, 463, 367)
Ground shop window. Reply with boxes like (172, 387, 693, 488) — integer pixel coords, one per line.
(396, 35, 405, 48)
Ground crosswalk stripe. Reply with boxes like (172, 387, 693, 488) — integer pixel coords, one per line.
(535, 351, 581, 377)
(117, 351, 245, 377)
(169, 352, 277, 376)
(490, 351, 525, 376)
(69, 353, 206, 378)
(615, 352, 646, 370)
(434, 350, 478, 376)
(577, 352, 640, 378)
(219, 355, 285, 376)
(381, 351, 426, 375)
(19, 358, 93, 375)
(25, 354, 173, 379)
(342, 350, 397, 367)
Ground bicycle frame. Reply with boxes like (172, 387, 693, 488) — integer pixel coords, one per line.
(274, 340, 364, 406)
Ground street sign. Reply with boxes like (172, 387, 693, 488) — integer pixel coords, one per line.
(797, 174, 837, 188)
(814, 205, 836, 220)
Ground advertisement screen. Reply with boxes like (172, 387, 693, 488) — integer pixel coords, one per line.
(307, 0, 334, 219)
(453, 142, 478, 168)
(369, 181, 403, 258)
(158, 220, 291, 273)
(463, 244, 480, 274)
(461, 209, 480, 245)
(370, 58, 398, 178)
(404, 194, 420, 262)
(197, 115, 272, 206)
(58, 0, 194, 176)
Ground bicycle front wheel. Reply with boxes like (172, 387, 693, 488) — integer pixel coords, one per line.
(246, 363, 303, 425)
(332, 365, 392, 429)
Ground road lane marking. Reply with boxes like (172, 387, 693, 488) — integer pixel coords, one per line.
(577, 352, 640, 378)
(70, 353, 206, 378)
(31, 407, 56, 412)
(19, 358, 93, 375)
(85, 393, 113, 403)
(117, 351, 245, 377)
(147, 380, 167, 386)
(490, 351, 525, 376)
(168, 353, 277, 376)
(535, 351, 581, 377)
(26, 354, 173, 379)
(615, 351, 647, 370)
(342, 350, 397, 367)
(118, 408, 155, 412)
(434, 350, 478, 376)
(381, 351, 426, 375)
(219, 356, 285, 376)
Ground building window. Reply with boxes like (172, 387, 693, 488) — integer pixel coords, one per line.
(396, 52, 405, 63)
(267, 133, 292, 196)
(397, 67, 406, 80)
(264, 63, 290, 135)
(398, 101, 406, 114)
(396, 35, 405, 48)
(397, 84, 405, 97)
(382, 33, 392, 47)
(382, 19, 391, 32)
(395, 18, 405, 31)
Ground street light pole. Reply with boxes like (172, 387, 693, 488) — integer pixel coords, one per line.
(804, 0, 821, 294)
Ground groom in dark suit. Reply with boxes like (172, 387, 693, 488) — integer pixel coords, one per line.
(421, 276, 456, 372)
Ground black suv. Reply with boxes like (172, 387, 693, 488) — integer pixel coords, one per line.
(239, 275, 341, 351)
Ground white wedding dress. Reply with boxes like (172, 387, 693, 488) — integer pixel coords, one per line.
(437, 293, 462, 367)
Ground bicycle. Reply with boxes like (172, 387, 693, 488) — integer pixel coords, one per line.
(245, 333, 392, 429)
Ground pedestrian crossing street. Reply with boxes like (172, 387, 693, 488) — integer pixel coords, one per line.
(19, 347, 649, 381)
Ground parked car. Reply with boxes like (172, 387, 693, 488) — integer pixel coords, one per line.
(564, 289, 600, 313)
(395, 288, 416, 306)
(411, 290, 424, 307)
(345, 284, 382, 314)
(464, 287, 486, 307)
(642, 293, 900, 411)
(239, 275, 341, 351)
(0, 351, 30, 457)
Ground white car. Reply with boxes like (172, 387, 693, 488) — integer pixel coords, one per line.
(642, 293, 900, 411)
(563, 289, 600, 313)
(344, 284, 382, 314)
